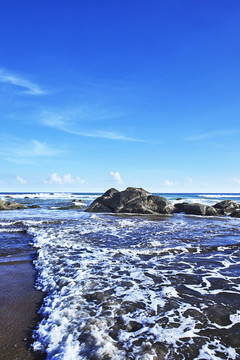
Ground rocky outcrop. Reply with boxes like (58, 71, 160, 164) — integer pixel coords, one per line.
(213, 200, 239, 215)
(174, 202, 218, 216)
(85, 188, 240, 218)
(85, 187, 174, 214)
(0, 200, 26, 210)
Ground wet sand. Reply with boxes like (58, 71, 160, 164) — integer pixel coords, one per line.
(0, 257, 46, 360)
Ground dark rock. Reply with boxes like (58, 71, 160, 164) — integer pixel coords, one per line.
(176, 197, 183, 200)
(230, 209, 240, 218)
(5, 195, 13, 198)
(85, 188, 120, 213)
(173, 202, 190, 213)
(213, 200, 239, 215)
(146, 195, 174, 214)
(24, 196, 30, 199)
(184, 203, 207, 216)
(28, 205, 41, 209)
(56, 205, 83, 210)
(174, 202, 218, 216)
(0, 200, 26, 210)
(86, 187, 174, 214)
(103, 188, 119, 197)
(205, 206, 219, 216)
(85, 202, 113, 212)
(184, 203, 218, 216)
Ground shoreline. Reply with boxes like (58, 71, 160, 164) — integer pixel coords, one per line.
(0, 255, 46, 360)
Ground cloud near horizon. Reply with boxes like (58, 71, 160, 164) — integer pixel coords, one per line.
(44, 173, 86, 185)
(0, 68, 45, 95)
(164, 179, 174, 187)
(16, 175, 27, 184)
(0, 139, 64, 163)
(110, 171, 123, 185)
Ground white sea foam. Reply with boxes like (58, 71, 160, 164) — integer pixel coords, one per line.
(196, 339, 237, 360)
(1, 195, 239, 359)
(25, 213, 240, 359)
(200, 194, 240, 198)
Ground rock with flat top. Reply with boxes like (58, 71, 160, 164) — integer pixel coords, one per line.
(174, 202, 218, 216)
(0, 200, 26, 210)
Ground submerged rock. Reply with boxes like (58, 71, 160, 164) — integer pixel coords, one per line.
(0, 200, 26, 210)
(56, 205, 83, 210)
(27, 205, 41, 209)
(86, 187, 174, 214)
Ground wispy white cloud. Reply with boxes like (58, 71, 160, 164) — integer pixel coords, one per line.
(185, 129, 240, 141)
(0, 139, 64, 162)
(185, 177, 193, 185)
(164, 179, 174, 187)
(76, 176, 87, 185)
(16, 175, 27, 184)
(41, 112, 145, 142)
(0, 68, 44, 95)
(44, 173, 86, 185)
(110, 171, 123, 184)
(232, 177, 240, 185)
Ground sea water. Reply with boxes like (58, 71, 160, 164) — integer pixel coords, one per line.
(0, 192, 239, 359)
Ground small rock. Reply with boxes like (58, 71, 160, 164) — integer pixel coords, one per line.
(56, 205, 83, 210)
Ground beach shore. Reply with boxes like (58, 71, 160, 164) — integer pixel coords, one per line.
(0, 256, 46, 360)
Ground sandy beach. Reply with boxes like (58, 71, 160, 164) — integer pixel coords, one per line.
(0, 256, 45, 360)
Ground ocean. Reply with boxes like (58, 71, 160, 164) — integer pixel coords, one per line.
(0, 192, 240, 360)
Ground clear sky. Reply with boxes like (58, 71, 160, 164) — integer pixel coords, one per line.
(0, 0, 240, 192)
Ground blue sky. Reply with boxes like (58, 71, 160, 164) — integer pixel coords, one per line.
(0, 0, 240, 192)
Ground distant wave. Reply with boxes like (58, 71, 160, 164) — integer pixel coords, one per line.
(200, 194, 240, 198)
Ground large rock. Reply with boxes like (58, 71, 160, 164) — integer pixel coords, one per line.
(85, 187, 174, 214)
(0, 200, 26, 210)
(213, 200, 239, 215)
